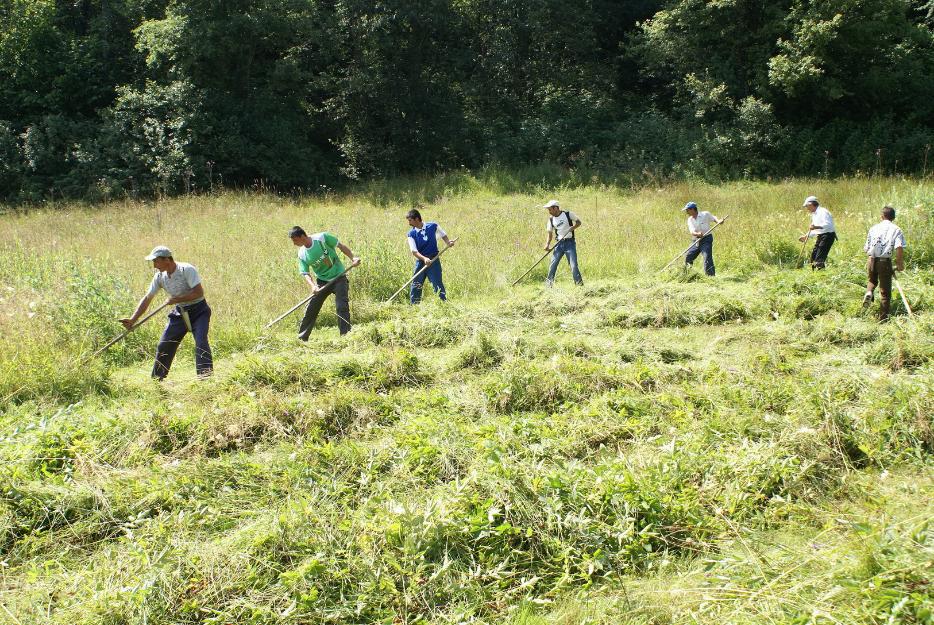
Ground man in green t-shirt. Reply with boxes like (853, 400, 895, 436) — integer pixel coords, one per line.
(289, 226, 361, 340)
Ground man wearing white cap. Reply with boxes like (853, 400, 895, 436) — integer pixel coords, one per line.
(543, 199, 583, 285)
(682, 201, 724, 276)
(119, 246, 213, 379)
(798, 196, 836, 270)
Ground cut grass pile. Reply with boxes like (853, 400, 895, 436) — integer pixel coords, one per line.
(1, 274, 932, 624)
(0, 176, 932, 624)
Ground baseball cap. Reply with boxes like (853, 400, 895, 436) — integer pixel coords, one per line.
(543, 200, 560, 209)
(681, 201, 698, 211)
(802, 196, 818, 206)
(145, 245, 173, 260)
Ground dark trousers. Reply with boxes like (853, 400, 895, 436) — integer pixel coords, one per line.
(811, 232, 836, 269)
(299, 275, 350, 340)
(410, 260, 446, 304)
(867, 257, 893, 321)
(685, 234, 715, 276)
(152, 300, 213, 379)
(547, 239, 583, 284)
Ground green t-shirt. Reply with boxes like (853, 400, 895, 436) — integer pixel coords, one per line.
(297, 232, 345, 281)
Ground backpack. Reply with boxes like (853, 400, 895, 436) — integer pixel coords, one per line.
(551, 211, 574, 240)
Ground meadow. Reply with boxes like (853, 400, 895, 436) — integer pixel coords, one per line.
(0, 174, 932, 624)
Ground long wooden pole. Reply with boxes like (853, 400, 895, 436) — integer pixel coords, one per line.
(511, 232, 573, 287)
(796, 232, 810, 268)
(91, 302, 170, 358)
(658, 216, 730, 273)
(894, 278, 914, 318)
(386, 238, 458, 303)
(265, 263, 358, 330)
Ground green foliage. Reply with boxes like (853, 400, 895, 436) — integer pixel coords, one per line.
(453, 331, 505, 370)
(485, 357, 629, 413)
(605, 286, 754, 328)
(2, 0, 934, 201)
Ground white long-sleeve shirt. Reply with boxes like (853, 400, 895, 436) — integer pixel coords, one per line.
(807, 206, 836, 238)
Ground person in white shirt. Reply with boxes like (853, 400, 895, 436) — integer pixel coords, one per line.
(119, 246, 213, 379)
(798, 196, 837, 269)
(682, 201, 724, 276)
(405, 208, 454, 303)
(544, 199, 583, 285)
(863, 205, 906, 321)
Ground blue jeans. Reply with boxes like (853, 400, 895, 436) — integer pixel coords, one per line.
(410, 260, 446, 304)
(547, 239, 583, 284)
(685, 234, 715, 276)
(152, 300, 213, 379)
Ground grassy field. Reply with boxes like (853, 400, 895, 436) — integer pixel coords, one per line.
(0, 175, 932, 624)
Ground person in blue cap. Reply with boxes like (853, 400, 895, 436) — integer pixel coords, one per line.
(406, 209, 455, 303)
(682, 201, 724, 276)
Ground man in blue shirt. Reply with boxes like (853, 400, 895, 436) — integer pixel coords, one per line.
(406, 209, 455, 304)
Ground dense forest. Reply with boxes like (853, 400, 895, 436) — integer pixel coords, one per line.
(1, 0, 933, 202)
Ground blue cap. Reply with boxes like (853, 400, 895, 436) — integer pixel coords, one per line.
(682, 201, 698, 211)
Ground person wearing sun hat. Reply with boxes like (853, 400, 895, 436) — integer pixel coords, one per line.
(119, 245, 213, 379)
(682, 201, 724, 276)
(798, 195, 837, 270)
(543, 199, 583, 286)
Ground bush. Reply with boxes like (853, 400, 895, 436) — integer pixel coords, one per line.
(452, 332, 504, 370)
(230, 354, 329, 391)
(484, 356, 627, 413)
(756, 237, 805, 268)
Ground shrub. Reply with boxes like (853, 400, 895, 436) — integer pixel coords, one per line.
(484, 357, 626, 413)
(229, 354, 329, 391)
(452, 332, 504, 370)
(756, 237, 804, 268)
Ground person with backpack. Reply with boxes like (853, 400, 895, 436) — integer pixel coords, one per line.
(544, 199, 583, 286)
(288, 226, 361, 340)
(405, 208, 455, 304)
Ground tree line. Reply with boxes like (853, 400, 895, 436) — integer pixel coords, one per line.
(1, 0, 933, 203)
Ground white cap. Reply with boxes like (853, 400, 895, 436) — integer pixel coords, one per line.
(144, 245, 173, 260)
(543, 199, 560, 209)
(803, 196, 818, 206)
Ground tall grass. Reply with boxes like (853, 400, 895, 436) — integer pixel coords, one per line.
(0, 175, 931, 624)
